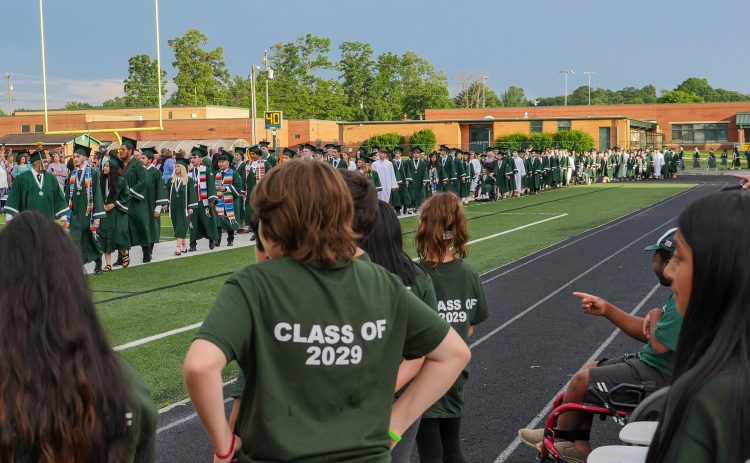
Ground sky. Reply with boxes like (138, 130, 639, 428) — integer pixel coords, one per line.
(2, 0, 748, 111)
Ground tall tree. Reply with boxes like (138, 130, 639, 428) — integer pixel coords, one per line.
(501, 86, 527, 107)
(338, 41, 374, 120)
(101, 96, 127, 108)
(658, 89, 705, 103)
(123, 54, 167, 107)
(399, 51, 452, 119)
(64, 101, 95, 109)
(168, 29, 230, 106)
(454, 78, 501, 108)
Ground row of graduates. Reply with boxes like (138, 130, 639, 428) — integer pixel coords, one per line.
(573, 148, 682, 183)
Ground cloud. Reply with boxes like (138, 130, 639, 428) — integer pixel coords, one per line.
(49, 78, 124, 105)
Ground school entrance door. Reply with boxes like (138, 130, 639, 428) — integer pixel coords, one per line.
(599, 127, 611, 151)
(470, 125, 492, 152)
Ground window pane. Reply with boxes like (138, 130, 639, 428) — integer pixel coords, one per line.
(693, 129, 704, 144)
(558, 120, 571, 132)
(35, 125, 44, 133)
(21, 125, 30, 133)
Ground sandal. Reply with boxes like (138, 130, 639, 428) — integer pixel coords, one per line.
(102, 265, 112, 273)
(121, 250, 130, 268)
(174, 250, 181, 256)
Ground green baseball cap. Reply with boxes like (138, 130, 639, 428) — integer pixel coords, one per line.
(644, 227, 677, 253)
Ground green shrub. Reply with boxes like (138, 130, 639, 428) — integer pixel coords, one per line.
(495, 132, 528, 151)
(362, 132, 406, 151)
(529, 133, 554, 151)
(409, 128, 437, 154)
(553, 130, 594, 151)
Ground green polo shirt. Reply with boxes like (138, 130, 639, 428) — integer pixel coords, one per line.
(637, 294, 683, 377)
(117, 355, 157, 463)
(419, 259, 489, 418)
(197, 256, 449, 463)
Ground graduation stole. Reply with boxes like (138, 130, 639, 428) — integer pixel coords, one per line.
(191, 165, 209, 202)
(215, 170, 236, 222)
(255, 160, 266, 181)
(66, 166, 95, 232)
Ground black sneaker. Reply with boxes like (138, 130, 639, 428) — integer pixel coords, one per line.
(188, 244, 197, 252)
(209, 241, 215, 250)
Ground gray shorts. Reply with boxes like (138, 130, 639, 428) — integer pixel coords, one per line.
(585, 355, 669, 405)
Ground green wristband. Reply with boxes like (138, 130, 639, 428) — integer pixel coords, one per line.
(388, 429, 402, 443)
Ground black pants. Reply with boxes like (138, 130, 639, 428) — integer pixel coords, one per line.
(416, 417, 466, 463)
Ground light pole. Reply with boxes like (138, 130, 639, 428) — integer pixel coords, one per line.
(583, 71, 596, 106)
(250, 65, 259, 145)
(4, 74, 12, 114)
(559, 68, 574, 106)
(481, 75, 489, 108)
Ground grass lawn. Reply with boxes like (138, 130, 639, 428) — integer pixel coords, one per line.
(91, 182, 693, 408)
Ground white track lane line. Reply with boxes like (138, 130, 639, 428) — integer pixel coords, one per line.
(492, 282, 661, 462)
(470, 216, 675, 350)
(122, 215, 568, 353)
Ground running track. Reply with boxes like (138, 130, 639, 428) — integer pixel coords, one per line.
(155, 176, 729, 462)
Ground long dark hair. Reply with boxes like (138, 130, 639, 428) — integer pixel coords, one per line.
(0, 212, 132, 462)
(100, 159, 120, 200)
(361, 200, 416, 286)
(646, 191, 750, 462)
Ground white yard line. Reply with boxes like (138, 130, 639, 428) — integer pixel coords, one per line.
(492, 282, 661, 462)
(466, 214, 567, 246)
(470, 216, 675, 350)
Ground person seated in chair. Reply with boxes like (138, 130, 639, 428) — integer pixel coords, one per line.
(519, 228, 684, 463)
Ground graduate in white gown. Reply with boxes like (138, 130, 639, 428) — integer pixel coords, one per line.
(371, 148, 399, 203)
(653, 150, 665, 179)
(513, 152, 526, 194)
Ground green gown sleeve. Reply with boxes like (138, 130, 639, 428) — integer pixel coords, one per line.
(206, 168, 218, 204)
(187, 178, 199, 210)
(115, 177, 131, 213)
(4, 173, 26, 217)
(154, 172, 169, 209)
(92, 169, 106, 219)
(128, 161, 148, 202)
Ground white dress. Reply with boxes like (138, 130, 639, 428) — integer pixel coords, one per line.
(513, 155, 526, 192)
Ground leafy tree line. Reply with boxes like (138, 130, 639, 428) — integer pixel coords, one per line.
(60, 28, 750, 116)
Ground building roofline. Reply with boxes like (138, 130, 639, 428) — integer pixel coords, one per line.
(339, 116, 631, 125)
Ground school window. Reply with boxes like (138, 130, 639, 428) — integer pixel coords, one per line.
(557, 120, 571, 132)
(35, 124, 44, 133)
(744, 128, 750, 143)
(529, 120, 543, 133)
(293, 134, 301, 139)
(671, 123, 728, 144)
(21, 125, 30, 133)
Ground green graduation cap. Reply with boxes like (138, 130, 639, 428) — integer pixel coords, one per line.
(439, 145, 449, 151)
(282, 147, 297, 157)
(411, 145, 423, 153)
(217, 150, 232, 162)
(121, 136, 137, 151)
(235, 146, 248, 155)
(175, 157, 190, 169)
(300, 143, 316, 152)
(258, 141, 270, 147)
(190, 146, 203, 157)
(73, 143, 92, 157)
(248, 145, 262, 155)
(28, 149, 46, 164)
(314, 148, 325, 155)
(141, 147, 157, 159)
(107, 156, 123, 170)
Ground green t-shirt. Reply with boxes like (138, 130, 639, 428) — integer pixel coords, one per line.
(419, 259, 490, 418)
(197, 256, 450, 463)
(116, 354, 158, 463)
(637, 294, 683, 377)
(659, 363, 750, 462)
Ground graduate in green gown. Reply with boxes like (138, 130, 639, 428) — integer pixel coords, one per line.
(98, 156, 131, 272)
(65, 144, 105, 273)
(141, 148, 169, 257)
(405, 146, 429, 212)
(387, 150, 405, 213)
(188, 147, 219, 251)
(243, 145, 273, 235)
(259, 141, 277, 167)
(119, 137, 152, 263)
(4, 149, 69, 222)
(213, 151, 242, 247)
(439, 146, 457, 193)
(231, 148, 247, 230)
(328, 144, 348, 171)
(457, 152, 471, 204)
(391, 147, 412, 215)
(168, 158, 198, 255)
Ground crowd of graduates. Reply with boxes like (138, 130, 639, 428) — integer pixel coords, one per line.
(3, 138, 703, 277)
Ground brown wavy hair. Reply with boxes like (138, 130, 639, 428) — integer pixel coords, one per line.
(416, 192, 468, 268)
(0, 212, 132, 462)
(251, 159, 357, 265)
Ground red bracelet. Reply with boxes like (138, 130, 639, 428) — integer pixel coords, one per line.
(214, 433, 236, 460)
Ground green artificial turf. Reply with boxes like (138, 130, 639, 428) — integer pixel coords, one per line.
(91, 182, 693, 408)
